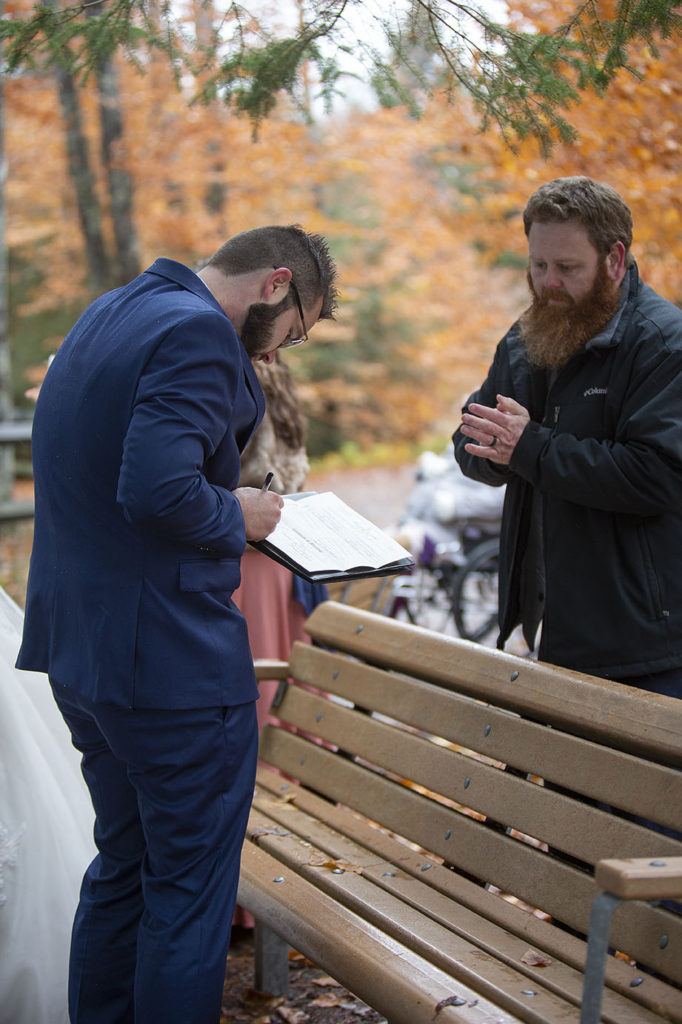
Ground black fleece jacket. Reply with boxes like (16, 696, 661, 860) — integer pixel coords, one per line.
(453, 264, 682, 680)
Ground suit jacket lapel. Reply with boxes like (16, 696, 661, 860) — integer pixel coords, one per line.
(145, 258, 266, 441)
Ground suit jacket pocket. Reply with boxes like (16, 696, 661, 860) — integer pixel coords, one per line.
(179, 558, 241, 593)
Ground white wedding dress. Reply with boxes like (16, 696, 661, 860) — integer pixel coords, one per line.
(0, 587, 95, 1024)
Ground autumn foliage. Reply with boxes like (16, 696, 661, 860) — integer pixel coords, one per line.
(5, 0, 682, 457)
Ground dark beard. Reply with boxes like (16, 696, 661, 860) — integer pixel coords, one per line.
(239, 294, 292, 359)
(519, 261, 621, 371)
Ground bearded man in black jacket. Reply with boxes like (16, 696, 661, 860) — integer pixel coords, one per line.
(454, 176, 682, 699)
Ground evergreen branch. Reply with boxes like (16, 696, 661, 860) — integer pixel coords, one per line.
(193, 1, 352, 119)
(403, 0, 681, 151)
(1, 0, 680, 149)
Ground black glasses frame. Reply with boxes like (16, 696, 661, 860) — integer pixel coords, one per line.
(273, 267, 308, 348)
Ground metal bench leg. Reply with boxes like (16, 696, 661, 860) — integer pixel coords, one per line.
(254, 920, 290, 997)
(580, 891, 621, 1024)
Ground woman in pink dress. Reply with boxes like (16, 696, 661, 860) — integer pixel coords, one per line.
(231, 358, 327, 930)
(232, 356, 327, 727)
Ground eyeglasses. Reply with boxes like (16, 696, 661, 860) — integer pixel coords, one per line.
(275, 268, 308, 349)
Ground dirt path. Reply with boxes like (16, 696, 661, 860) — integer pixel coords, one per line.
(222, 931, 386, 1023)
(306, 463, 416, 529)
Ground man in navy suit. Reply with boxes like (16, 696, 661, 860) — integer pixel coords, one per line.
(17, 225, 338, 1023)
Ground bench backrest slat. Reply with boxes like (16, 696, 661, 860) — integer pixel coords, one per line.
(287, 644, 682, 829)
(302, 603, 682, 766)
(273, 682, 682, 866)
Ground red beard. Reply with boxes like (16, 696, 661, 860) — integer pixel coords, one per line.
(519, 262, 621, 371)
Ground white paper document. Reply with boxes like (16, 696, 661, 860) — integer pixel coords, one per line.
(252, 491, 414, 583)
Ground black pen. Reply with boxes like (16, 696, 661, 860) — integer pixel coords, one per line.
(261, 471, 274, 492)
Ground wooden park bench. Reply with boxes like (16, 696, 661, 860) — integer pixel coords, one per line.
(237, 601, 682, 1024)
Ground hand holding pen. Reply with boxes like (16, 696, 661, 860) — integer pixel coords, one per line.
(234, 470, 283, 541)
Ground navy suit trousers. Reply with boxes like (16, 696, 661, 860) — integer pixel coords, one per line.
(51, 682, 258, 1024)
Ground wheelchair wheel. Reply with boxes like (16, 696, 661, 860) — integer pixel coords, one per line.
(451, 537, 499, 644)
(390, 564, 458, 634)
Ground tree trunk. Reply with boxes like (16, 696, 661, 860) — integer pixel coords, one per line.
(0, 70, 14, 503)
(193, 0, 228, 218)
(55, 63, 112, 296)
(96, 57, 141, 285)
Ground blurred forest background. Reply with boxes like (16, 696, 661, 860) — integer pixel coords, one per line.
(3, 0, 682, 468)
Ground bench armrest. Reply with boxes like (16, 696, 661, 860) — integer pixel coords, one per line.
(254, 659, 290, 682)
(595, 856, 682, 901)
(582, 856, 682, 1023)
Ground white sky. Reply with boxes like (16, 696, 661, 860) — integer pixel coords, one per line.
(268, 0, 511, 115)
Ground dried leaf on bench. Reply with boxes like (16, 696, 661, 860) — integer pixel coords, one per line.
(304, 852, 336, 868)
(435, 995, 469, 1012)
(305, 852, 364, 873)
(257, 796, 297, 814)
(249, 826, 292, 845)
(521, 949, 553, 967)
(335, 858, 366, 874)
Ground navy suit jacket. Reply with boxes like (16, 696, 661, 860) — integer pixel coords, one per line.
(17, 259, 266, 709)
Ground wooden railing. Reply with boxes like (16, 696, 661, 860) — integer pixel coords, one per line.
(0, 419, 34, 521)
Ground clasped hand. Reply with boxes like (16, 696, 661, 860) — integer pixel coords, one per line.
(235, 487, 284, 541)
(460, 395, 530, 465)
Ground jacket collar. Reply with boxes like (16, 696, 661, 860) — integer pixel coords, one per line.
(144, 258, 264, 414)
(585, 261, 640, 353)
(145, 258, 225, 316)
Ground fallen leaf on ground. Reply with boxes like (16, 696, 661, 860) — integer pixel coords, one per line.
(288, 950, 315, 965)
(312, 975, 342, 987)
(244, 991, 285, 1007)
(276, 1008, 308, 1023)
(310, 995, 343, 1008)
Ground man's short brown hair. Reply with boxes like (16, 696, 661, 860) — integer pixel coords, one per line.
(206, 225, 338, 321)
(523, 177, 633, 264)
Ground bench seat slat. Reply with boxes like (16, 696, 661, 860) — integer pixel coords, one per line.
(270, 682, 682, 865)
(259, 727, 682, 981)
(254, 764, 682, 1020)
(247, 798, 679, 1023)
(301, 604, 682, 766)
(246, 809, 588, 1023)
(287, 644, 682, 830)
(238, 842, 509, 1024)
